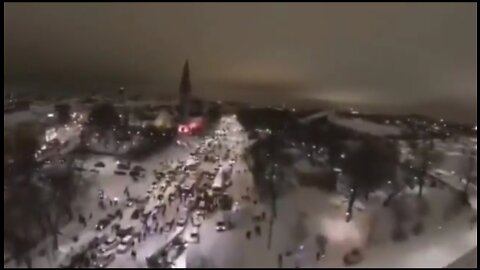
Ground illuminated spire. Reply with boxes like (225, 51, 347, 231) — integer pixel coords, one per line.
(179, 59, 192, 120)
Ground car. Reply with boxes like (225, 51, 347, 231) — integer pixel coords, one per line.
(159, 183, 167, 192)
(137, 195, 150, 205)
(117, 226, 134, 238)
(189, 227, 200, 243)
(129, 170, 145, 178)
(117, 235, 134, 253)
(142, 209, 152, 220)
(168, 193, 176, 202)
(131, 209, 141, 220)
(116, 160, 131, 170)
(165, 218, 175, 230)
(114, 170, 127, 175)
(132, 165, 145, 172)
(191, 212, 202, 227)
(170, 243, 186, 258)
(155, 202, 166, 211)
(177, 214, 187, 227)
(94, 161, 106, 168)
(90, 168, 100, 174)
(195, 209, 206, 218)
(185, 197, 197, 210)
(111, 223, 121, 232)
(94, 233, 108, 246)
(156, 170, 166, 177)
(96, 219, 111, 231)
(98, 189, 105, 199)
(99, 236, 119, 253)
(94, 253, 115, 268)
(126, 199, 134, 207)
(216, 221, 227, 232)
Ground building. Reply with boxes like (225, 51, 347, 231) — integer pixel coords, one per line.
(179, 60, 192, 121)
(153, 109, 174, 129)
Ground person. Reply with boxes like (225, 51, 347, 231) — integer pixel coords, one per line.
(131, 250, 137, 259)
(316, 251, 320, 261)
(255, 225, 261, 236)
(278, 254, 283, 268)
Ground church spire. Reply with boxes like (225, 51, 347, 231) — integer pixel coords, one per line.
(179, 59, 192, 121)
(180, 59, 191, 95)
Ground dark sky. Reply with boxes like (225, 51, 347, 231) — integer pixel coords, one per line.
(4, 3, 477, 123)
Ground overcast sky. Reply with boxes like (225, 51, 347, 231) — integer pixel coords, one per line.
(4, 3, 477, 123)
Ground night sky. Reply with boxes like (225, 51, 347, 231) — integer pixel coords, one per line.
(4, 3, 477, 123)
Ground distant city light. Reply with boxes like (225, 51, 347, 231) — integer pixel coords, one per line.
(47, 113, 54, 118)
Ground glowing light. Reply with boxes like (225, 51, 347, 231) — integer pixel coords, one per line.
(178, 125, 190, 134)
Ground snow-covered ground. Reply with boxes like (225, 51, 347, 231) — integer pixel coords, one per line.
(183, 116, 476, 268)
(5, 113, 476, 268)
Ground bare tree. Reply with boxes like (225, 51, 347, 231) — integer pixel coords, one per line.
(344, 138, 399, 222)
(87, 102, 120, 136)
(54, 103, 71, 125)
(410, 142, 443, 197)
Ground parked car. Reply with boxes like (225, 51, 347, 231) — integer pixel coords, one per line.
(93, 253, 115, 268)
(191, 212, 202, 227)
(117, 235, 134, 253)
(114, 170, 127, 176)
(189, 227, 200, 243)
(117, 226, 134, 238)
(131, 209, 141, 220)
(98, 189, 105, 200)
(177, 214, 187, 227)
(95, 219, 111, 231)
(98, 236, 119, 253)
(94, 161, 106, 168)
(129, 170, 145, 178)
(132, 165, 146, 172)
(116, 160, 131, 170)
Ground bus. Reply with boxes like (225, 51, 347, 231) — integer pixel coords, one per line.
(212, 162, 233, 193)
(181, 177, 196, 193)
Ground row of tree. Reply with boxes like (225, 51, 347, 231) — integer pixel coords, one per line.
(244, 110, 476, 224)
(4, 122, 89, 268)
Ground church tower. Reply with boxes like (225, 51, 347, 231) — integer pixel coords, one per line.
(179, 60, 192, 121)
